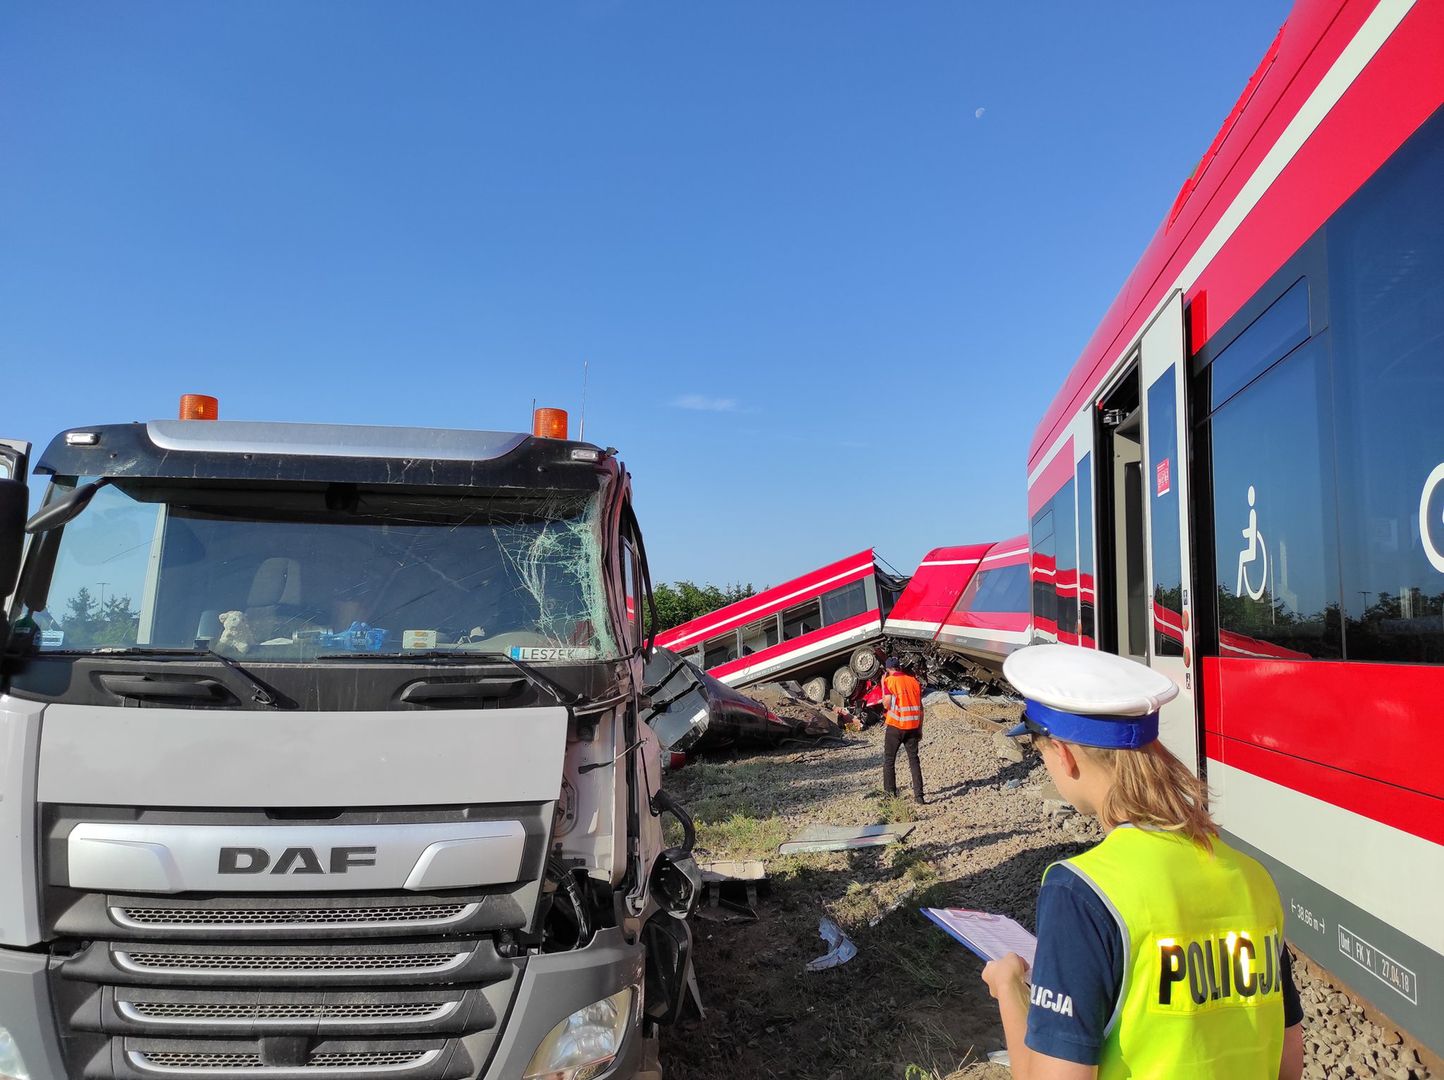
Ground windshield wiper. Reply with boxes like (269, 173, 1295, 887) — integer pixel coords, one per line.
(91, 646, 282, 708)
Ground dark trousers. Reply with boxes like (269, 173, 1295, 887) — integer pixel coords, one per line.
(883, 724, 924, 800)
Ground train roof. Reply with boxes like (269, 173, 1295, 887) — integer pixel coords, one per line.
(1028, 0, 1358, 468)
(655, 548, 878, 651)
(980, 534, 1029, 566)
(917, 543, 994, 565)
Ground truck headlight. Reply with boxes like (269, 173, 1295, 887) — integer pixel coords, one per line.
(522, 986, 635, 1080)
(0, 1027, 31, 1080)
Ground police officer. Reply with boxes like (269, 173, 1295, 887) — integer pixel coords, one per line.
(880, 656, 926, 802)
(981, 644, 1304, 1079)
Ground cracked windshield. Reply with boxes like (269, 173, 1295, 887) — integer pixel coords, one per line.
(26, 480, 619, 661)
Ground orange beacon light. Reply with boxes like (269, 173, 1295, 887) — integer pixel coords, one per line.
(179, 394, 220, 421)
(532, 408, 568, 440)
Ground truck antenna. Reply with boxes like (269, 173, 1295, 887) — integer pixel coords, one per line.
(579, 360, 589, 442)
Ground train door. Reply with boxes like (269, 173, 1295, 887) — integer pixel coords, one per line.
(1096, 367, 1147, 663)
(1138, 291, 1198, 773)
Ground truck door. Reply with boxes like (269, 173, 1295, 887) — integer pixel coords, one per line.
(1138, 291, 1199, 773)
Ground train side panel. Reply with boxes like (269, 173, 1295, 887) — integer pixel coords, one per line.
(1026, 0, 1444, 1051)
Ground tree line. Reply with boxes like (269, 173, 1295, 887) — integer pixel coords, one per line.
(649, 581, 757, 633)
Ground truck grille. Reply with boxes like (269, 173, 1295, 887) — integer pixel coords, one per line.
(44, 804, 547, 1079)
(113, 902, 475, 931)
(130, 1047, 439, 1071)
(116, 949, 468, 975)
(136, 1052, 265, 1069)
(122, 1002, 453, 1024)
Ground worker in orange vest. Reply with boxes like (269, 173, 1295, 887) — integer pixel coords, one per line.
(880, 656, 926, 803)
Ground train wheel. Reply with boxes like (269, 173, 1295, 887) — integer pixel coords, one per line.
(849, 646, 879, 678)
(802, 676, 828, 704)
(832, 666, 857, 697)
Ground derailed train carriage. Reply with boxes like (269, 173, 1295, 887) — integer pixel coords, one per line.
(884, 538, 1031, 687)
(1022, 0, 1444, 1053)
(654, 549, 907, 703)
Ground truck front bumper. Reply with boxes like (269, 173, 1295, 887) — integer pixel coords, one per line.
(477, 928, 651, 1078)
(0, 930, 649, 1080)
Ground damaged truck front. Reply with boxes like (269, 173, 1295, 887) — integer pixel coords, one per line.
(0, 412, 698, 1080)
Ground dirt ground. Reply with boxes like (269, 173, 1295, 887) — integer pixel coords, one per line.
(654, 692, 1437, 1080)
(656, 694, 1101, 1080)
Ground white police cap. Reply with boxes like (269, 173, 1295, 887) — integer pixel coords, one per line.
(1003, 644, 1179, 749)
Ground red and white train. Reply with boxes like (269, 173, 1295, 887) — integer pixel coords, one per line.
(658, 539, 1039, 703)
(1024, 0, 1442, 1052)
(885, 537, 1033, 681)
(653, 549, 907, 699)
(882, 543, 992, 643)
(932, 535, 1032, 672)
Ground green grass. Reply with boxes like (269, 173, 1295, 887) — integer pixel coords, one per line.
(877, 794, 920, 824)
(666, 810, 789, 860)
(891, 845, 942, 889)
(694, 812, 789, 859)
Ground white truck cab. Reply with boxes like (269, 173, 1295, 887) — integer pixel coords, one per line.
(0, 403, 698, 1080)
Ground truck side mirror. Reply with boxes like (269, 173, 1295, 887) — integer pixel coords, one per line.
(0, 478, 26, 599)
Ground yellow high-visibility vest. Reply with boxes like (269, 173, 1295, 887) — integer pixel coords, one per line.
(1045, 826, 1287, 1079)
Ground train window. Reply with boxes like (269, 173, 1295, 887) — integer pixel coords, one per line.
(703, 632, 740, 669)
(1146, 370, 1184, 657)
(739, 615, 779, 655)
(1209, 338, 1342, 659)
(1210, 278, 1310, 411)
(1055, 479, 1078, 643)
(1329, 107, 1444, 664)
(1077, 454, 1096, 644)
(968, 564, 1030, 614)
(1030, 480, 1078, 641)
(781, 600, 821, 641)
(1030, 507, 1057, 638)
(820, 580, 867, 625)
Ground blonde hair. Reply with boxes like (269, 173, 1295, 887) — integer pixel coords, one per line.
(1042, 736, 1218, 849)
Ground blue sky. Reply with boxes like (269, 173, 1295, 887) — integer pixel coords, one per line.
(2, 1, 1291, 589)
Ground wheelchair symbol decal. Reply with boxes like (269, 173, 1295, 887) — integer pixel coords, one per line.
(1423, 463, 1444, 574)
(1236, 485, 1269, 602)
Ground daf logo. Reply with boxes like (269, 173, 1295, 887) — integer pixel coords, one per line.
(217, 846, 377, 875)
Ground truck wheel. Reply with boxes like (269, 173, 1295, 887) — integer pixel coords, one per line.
(833, 666, 857, 697)
(802, 676, 828, 704)
(849, 646, 879, 678)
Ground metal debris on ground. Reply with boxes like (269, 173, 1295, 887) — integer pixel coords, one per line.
(804, 917, 857, 972)
(777, 822, 915, 855)
(696, 860, 768, 923)
(986, 1049, 1011, 1066)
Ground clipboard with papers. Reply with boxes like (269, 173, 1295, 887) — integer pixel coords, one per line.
(922, 907, 1037, 967)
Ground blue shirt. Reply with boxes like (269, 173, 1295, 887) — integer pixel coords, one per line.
(1025, 863, 1303, 1065)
